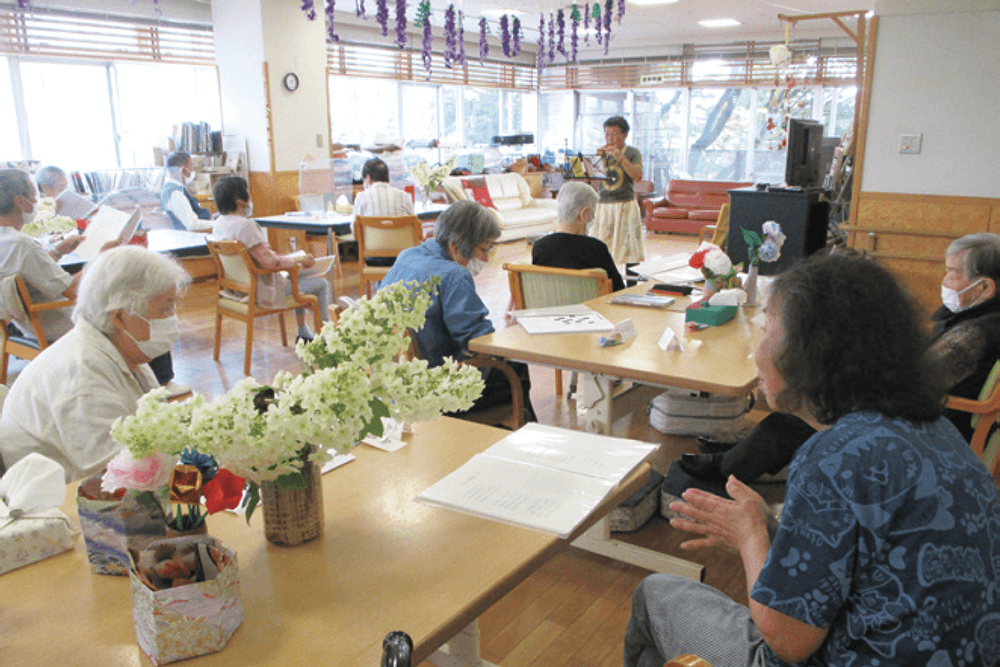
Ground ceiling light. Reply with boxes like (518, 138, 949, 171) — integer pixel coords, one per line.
(628, 0, 679, 5)
(698, 18, 742, 28)
(481, 8, 530, 19)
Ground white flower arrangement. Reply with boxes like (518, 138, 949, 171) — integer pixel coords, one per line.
(411, 158, 457, 199)
(109, 277, 485, 523)
(703, 249, 733, 276)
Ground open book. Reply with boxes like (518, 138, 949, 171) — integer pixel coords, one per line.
(73, 206, 142, 261)
(416, 423, 656, 538)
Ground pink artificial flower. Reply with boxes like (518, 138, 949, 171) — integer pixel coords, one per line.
(101, 449, 175, 494)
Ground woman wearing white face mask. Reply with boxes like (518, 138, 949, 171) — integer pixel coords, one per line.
(0, 246, 191, 482)
(381, 200, 535, 421)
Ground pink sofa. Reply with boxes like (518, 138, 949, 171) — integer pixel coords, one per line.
(644, 179, 752, 234)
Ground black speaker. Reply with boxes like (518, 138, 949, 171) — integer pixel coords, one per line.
(726, 187, 829, 276)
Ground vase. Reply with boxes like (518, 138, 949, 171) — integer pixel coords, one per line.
(260, 459, 324, 546)
(703, 279, 720, 300)
(744, 264, 759, 307)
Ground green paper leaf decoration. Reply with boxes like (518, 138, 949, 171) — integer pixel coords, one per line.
(359, 398, 391, 441)
(742, 228, 761, 247)
(242, 482, 260, 525)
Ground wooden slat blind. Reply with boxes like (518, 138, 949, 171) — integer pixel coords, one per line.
(326, 41, 537, 91)
(540, 39, 858, 90)
(0, 6, 214, 65)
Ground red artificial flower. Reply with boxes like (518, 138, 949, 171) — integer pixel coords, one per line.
(689, 249, 709, 269)
(76, 219, 88, 231)
(201, 469, 246, 514)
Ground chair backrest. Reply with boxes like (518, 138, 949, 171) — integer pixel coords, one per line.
(504, 263, 613, 310)
(355, 215, 422, 259)
(710, 203, 731, 247)
(206, 239, 255, 292)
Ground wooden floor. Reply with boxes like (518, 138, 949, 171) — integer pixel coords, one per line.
(7, 230, 751, 667)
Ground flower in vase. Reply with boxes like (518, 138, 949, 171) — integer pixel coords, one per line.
(202, 469, 246, 514)
(102, 449, 175, 494)
(690, 243, 741, 289)
(168, 465, 203, 504)
(758, 240, 781, 263)
(762, 221, 786, 246)
(743, 221, 786, 265)
(703, 249, 732, 276)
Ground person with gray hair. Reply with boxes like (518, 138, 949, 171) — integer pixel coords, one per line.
(0, 246, 191, 481)
(35, 165, 94, 219)
(532, 181, 624, 291)
(161, 151, 213, 231)
(381, 200, 535, 421)
(679, 231, 1000, 486)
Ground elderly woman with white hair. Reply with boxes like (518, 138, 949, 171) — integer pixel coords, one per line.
(0, 246, 191, 481)
(532, 181, 625, 291)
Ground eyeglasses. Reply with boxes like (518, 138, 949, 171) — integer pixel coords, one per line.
(475, 243, 495, 255)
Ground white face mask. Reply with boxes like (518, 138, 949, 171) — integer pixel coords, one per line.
(244, 201, 253, 218)
(183, 170, 196, 186)
(466, 257, 487, 278)
(126, 314, 179, 359)
(20, 199, 36, 226)
(941, 279, 984, 314)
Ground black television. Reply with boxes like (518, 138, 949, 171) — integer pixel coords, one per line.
(784, 118, 825, 189)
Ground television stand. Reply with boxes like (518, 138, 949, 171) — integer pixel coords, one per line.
(726, 187, 829, 275)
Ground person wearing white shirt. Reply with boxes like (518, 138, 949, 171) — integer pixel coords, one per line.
(160, 151, 213, 232)
(210, 175, 330, 342)
(352, 157, 415, 267)
(35, 165, 95, 220)
(0, 246, 191, 482)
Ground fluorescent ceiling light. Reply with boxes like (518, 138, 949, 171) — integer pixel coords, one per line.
(481, 9, 529, 19)
(628, 0, 679, 5)
(698, 18, 742, 28)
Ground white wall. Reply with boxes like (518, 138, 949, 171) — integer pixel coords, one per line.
(27, 0, 211, 22)
(861, 8, 1000, 197)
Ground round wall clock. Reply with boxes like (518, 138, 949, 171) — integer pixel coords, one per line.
(283, 72, 299, 92)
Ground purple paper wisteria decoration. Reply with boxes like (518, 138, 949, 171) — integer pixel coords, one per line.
(593, 3, 602, 46)
(570, 5, 579, 63)
(356, 0, 366, 19)
(548, 12, 555, 64)
(326, 0, 340, 42)
(617, 0, 626, 24)
(457, 11, 467, 66)
(603, 0, 612, 55)
(536, 15, 546, 71)
(511, 17, 521, 57)
(479, 17, 489, 65)
(395, 0, 407, 48)
(376, 0, 389, 36)
(127, 0, 162, 16)
(556, 9, 565, 57)
(500, 15, 511, 58)
(584, 2, 590, 45)
(16, 0, 34, 11)
(444, 5, 457, 68)
(421, 10, 433, 78)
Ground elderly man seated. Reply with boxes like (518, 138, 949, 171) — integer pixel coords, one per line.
(34, 165, 95, 219)
(680, 232, 1000, 484)
(353, 157, 416, 268)
(381, 200, 535, 422)
(160, 151, 213, 232)
(0, 246, 191, 481)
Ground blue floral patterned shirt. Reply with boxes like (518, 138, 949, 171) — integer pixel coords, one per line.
(752, 411, 1000, 667)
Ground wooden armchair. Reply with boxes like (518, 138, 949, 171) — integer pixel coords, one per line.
(355, 215, 422, 297)
(946, 360, 1000, 478)
(206, 239, 322, 377)
(0, 275, 74, 383)
(505, 263, 613, 396)
(666, 656, 712, 667)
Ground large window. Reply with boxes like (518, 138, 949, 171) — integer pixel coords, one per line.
(0, 59, 21, 161)
(329, 77, 400, 148)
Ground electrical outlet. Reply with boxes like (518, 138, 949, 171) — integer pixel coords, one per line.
(316, 134, 323, 148)
(899, 133, 922, 155)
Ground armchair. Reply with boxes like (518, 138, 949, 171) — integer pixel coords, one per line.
(0, 275, 74, 383)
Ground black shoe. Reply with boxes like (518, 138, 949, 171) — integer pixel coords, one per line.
(678, 453, 726, 483)
(695, 436, 737, 455)
(295, 334, 314, 345)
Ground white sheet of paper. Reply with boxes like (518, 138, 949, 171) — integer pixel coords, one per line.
(658, 327, 684, 351)
(55, 190, 98, 220)
(321, 452, 356, 474)
(74, 206, 140, 261)
(512, 303, 595, 319)
(632, 253, 691, 278)
(614, 319, 639, 341)
(298, 255, 337, 278)
(517, 310, 615, 335)
(363, 417, 407, 452)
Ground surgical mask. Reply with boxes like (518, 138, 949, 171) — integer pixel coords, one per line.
(941, 279, 985, 314)
(466, 258, 487, 278)
(20, 199, 36, 226)
(126, 314, 179, 359)
(244, 201, 254, 218)
(184, 170, 196, 186)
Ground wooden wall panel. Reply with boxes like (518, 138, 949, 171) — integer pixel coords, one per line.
(248, 170, 300, 217)
(846, 191, 1000, 319)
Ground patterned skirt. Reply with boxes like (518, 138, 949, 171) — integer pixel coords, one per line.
(590, 198, 645, 264)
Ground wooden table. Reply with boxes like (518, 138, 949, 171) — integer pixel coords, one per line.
(0, 417, 648, 667)
(469, 285, 763, 579)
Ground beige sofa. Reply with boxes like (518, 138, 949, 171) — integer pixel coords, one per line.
(442, 173, 558, 242)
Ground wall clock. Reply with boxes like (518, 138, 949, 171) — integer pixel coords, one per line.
(283, 72, 299, 92)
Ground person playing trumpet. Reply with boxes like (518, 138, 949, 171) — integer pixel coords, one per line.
(591, 115, 644, 272)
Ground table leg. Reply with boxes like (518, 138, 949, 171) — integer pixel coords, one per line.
(326, 230, 338, 300)
(572, 519, 704, 580)
(430, 620, 500, 667)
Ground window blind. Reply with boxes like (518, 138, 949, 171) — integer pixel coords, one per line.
(0, 6, 214, 65)
(327, 41, 537, 91)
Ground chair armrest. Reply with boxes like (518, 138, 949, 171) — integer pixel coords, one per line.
(464, 353, 525, 429)
(698, 225, 718, 245)
(29, 299, 75, 313)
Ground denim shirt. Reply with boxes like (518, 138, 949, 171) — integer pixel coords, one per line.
(380, 239, 493, 367)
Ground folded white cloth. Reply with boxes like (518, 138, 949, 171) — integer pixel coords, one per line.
(708, 289, 747, 307)
(0, 452, 66, 518)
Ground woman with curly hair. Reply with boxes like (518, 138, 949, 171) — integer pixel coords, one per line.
(624, 251, 1000, 667)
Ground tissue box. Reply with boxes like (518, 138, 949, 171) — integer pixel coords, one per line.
(0, 508, 78, 575)
(685, 301, 737, 327)
(77, 477, 169, 576)
(130, 537, 243, 665)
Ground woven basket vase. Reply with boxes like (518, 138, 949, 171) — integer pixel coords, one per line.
(260, 459, 324, 546)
